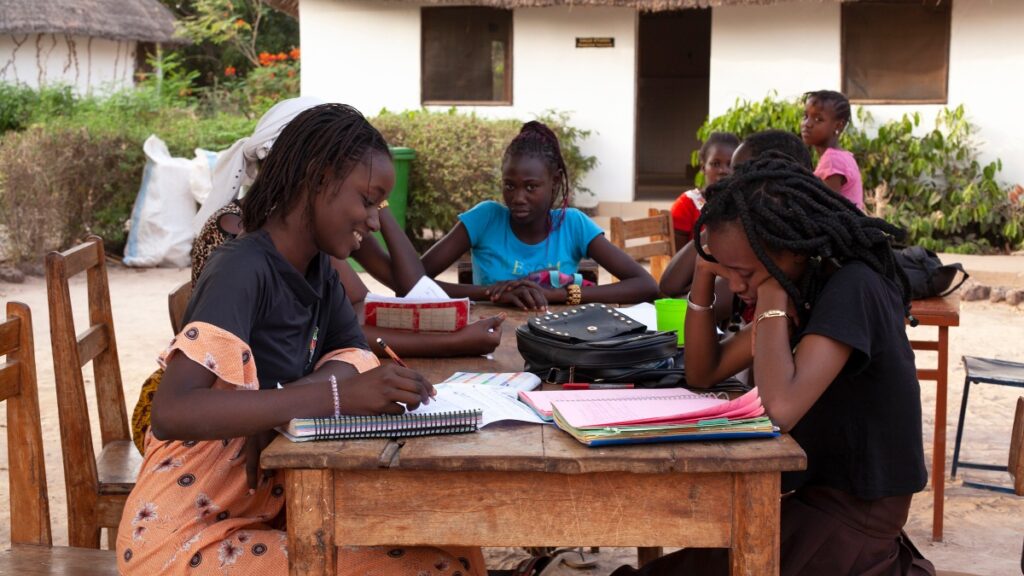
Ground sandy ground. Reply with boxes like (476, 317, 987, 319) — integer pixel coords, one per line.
(1, 262, 1023, 575)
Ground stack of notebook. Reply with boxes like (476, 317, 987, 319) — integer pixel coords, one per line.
(537, 388, 777, 446)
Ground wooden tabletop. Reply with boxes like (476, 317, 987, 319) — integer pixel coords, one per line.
(910, 294, 961, 327)
(262, 302, 806, 476)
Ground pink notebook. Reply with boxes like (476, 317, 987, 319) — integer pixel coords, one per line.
(551, 388, 764, 429)
(518, 388, 705, 420)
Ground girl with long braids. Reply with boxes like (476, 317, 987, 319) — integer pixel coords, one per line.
(615, 153, 934, 575)
(117, 103, 486, 576)
(423, 121, 657, 309)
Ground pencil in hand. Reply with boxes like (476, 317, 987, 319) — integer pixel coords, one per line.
(375, 337, 409, 368)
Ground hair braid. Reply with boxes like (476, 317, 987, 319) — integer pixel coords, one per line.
(804, 89, 852, 128)
(695, 152, 912, 324)
(241, 103, 390, 232)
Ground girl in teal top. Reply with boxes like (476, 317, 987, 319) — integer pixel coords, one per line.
(422, 121, 657, 310)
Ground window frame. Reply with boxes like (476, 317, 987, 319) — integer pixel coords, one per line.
(420, 6, 514, 107)
(840, 0, 952, 105)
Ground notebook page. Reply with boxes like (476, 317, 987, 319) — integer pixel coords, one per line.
(519, 387, 700, 418)
(412, 384, 545, 427)
(552, 389, 764, 428)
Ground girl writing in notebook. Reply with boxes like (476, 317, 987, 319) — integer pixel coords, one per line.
(615, 153, 934, 575)
(422, 121, 657, 310)
(117, 103, 486, 576)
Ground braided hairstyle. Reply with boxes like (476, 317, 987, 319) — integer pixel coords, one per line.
(803, 89, 852, 130)
(242, 103, 390, 232)
(694, 152, 913, 325)
(698, 131, 740, 164)
(503, 121, 571, 228)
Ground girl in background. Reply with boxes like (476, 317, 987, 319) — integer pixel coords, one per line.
(669, 132, 739, 250)
(801, 89, 864, 210)
(422, 121, 657, 310)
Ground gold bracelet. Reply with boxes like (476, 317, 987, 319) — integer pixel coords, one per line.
(378, 199, 389, 209)
(565, 284, 583, 306)
(751, 309, 793, 355)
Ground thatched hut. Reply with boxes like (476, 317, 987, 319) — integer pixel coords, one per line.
(291, 0, 1022, 209)
(0, 0, 182, 93)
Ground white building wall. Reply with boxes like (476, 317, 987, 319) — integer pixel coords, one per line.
(301, 0, 638, 203)
(0, 34, 135, 94)
(709, 0, 1024, 187)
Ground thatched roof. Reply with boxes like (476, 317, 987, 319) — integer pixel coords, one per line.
(266, 0, 835, 18)
(0, 0, 184, 44)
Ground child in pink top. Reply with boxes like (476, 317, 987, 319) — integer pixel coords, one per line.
(801, 90, 864, 210)
(670, 132, 740, 249)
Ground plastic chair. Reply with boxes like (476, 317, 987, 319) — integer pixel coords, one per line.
(951, 356, 1024, 489)
(0, 301, 118, 574)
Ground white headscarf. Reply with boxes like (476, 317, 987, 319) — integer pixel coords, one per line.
(192, 95, 327, 233)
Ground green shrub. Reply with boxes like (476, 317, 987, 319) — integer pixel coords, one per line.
(693, 94, 1024, 253)
(0, 86, 258, 264)
(371, 108, 597, 245)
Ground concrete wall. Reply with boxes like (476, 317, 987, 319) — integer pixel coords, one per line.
(709, 0, 1024, 187)
(0, 34, 136, 94)
(301, 0, 638, 204)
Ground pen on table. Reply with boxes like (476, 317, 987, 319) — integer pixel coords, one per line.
(562, 383, 635, 390)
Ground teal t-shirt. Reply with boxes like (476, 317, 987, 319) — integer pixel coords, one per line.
(458, 200, 604, 286)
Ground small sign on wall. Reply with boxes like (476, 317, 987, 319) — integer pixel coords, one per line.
(576, 37, 615, 48)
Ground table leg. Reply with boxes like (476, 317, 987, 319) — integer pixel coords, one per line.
(286, 469, 336, 576)
(730, 472, 780, 576)
(933, 326, 949, 542)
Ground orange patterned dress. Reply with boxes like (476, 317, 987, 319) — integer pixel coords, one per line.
(116, 322, 485, 576)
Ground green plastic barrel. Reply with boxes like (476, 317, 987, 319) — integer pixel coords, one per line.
(348, 146, 415, 272)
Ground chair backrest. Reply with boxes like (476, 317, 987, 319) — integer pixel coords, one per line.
(1, 302, 52, 547)
(168, 280, 193, 335)
(1010, 396, 1024, 496)
(45, 236, 130, 537)
(610, 212, 676, 282)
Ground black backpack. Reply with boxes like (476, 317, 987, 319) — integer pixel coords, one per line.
(893, 246, 969, 300)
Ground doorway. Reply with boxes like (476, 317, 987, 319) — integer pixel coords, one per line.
(635, 9, 711, 200)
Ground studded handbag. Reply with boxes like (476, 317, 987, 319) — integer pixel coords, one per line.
(515, 303, 680, 385)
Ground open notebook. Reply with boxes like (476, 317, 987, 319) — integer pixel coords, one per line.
(549, 388, 778, 446)
(280, 374, 545, 442)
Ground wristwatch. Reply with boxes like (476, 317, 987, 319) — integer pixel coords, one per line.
(565, 284, 583, 306)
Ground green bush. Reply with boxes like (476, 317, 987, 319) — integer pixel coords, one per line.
(0, 85, 258, 264)
(371, 108, 597, 245)
(693, 94, 1024, 253)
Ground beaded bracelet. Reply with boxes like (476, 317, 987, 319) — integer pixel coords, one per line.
(329, 374, 341, 419)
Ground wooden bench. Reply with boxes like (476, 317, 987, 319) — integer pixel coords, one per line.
(0, 301, 118, 574)
(45, 236, 142, 548)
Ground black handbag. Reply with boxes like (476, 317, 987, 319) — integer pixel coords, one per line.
(515, 303, 679, 384)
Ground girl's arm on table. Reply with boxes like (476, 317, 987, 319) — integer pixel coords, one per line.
(555, 235, 657, 304)
(150, 354, 433, 441)
(751, 279, 851, 433)
(420, 222, 494, 301)
(364, 316, 504, 357)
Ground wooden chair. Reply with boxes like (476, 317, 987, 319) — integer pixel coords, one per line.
(168, 280, 192, 335)
(45, 236, 142, 549)
(609, 212, 676, 283)
(456, 254, 600, 285)
(0, 302, 118, 574)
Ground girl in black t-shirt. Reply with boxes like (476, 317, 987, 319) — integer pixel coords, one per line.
(117, 104, 487, 576)
(614, 154, 934, 576)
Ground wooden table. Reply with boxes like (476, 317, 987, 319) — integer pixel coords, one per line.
(262, 305, 807, 576)
(908, 295, 961, 542)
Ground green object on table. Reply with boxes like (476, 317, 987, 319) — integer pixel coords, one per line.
(349, 146, 415, 272)
(655, 297, 687, 346)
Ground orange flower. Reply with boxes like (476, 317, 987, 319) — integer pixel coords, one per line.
(224, 65, 236, 77)
(258, 51, 273, 66)
(234, 18, 246, 28)
(286, 69, 295, 78)
(276, 52, 287, 61)
(289, 47, 301, 60)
